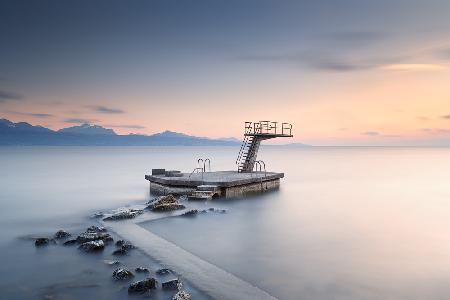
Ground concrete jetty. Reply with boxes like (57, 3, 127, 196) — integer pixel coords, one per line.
(145, 170, 284, 198)
(145, 121, 293, 199)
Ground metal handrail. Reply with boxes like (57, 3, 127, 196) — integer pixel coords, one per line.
(281, 122, 292, 136)
(244, 121, 292, 136)
(204, 158, 211, 172)
(189, 167, 204, 178)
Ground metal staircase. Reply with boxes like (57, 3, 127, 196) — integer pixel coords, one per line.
(236, 121, 293, 172)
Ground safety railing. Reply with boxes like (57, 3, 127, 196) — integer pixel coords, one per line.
(244, 121, 292, 136)
(197, 158, 211, 172)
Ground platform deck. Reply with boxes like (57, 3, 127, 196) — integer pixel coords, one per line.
(145, 171, 284, 188)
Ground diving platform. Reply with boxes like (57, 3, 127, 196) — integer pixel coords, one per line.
(145, 121, 293, 198)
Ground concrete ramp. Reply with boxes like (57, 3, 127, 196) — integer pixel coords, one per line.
(105, 221, 277, 300)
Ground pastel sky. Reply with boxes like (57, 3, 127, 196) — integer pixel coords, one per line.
(0, 0, 449, 145)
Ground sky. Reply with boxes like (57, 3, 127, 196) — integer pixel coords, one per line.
(0, 0, 449, 146)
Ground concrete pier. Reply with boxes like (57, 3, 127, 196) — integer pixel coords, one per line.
(145, 170, 283, 198)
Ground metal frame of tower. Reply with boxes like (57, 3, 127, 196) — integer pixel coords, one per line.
(236, 121, 293, 172)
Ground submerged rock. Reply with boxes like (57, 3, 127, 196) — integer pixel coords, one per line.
(135, 267, 149, 273)
(128, 278, 158, 294)
(115, 240, 136, 250)
(76, 232, 113, 244)
(112, 268, 134, 281)
(152, 203, 185, 212)
(86, 225, 107, 233)
(35, 238, 55, 247)
(103, 209, 143, 221)
(162, 279, 182, 290)
(147, 194, 185, 212)
(112, 248, 128, 256)
(156, 268, 172, 275)
(172, 290, 191, 300)
(90, 212, 104, 218)
(54, 230, 71, 239)
(78, 240, 104, 252)
(180, 209, 198, 217)
(63, 239, 77, 246)
(104, 260, 120, 266)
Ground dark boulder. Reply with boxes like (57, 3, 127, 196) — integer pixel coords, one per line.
(180, 209, 198, 217)
(86, 225, 107, 233)
(112, 248, 128, 256)
(135, 267, 149, 273)
(172, 290, 191, 300)
(63, 239, 77, 246)
(54, 230, 71, 239)
(162, 279, 181, 290)
(128, 278, 158, 294)
(147, 194, 186, 211)
(112, 268, 134, 281)
(76, 232, 113, 244)
(35, 238, 55, 247)
(152, 203, 185, 212)
(103, 209, 143, 221)
(104, 260, 120, 266)
(78, 240, 104, 252)
(156, 268, 172, 275)
(115, 240, 136, 250)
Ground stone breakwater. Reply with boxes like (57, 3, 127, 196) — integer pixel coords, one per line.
(26, 194, 277, 300)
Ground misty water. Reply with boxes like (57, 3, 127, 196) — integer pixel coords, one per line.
(1, 146, 450, 300)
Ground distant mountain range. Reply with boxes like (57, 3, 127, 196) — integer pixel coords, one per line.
(0, 119, 241, 146)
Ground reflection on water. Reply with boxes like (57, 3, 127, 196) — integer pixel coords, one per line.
(0, 146, 449, 299)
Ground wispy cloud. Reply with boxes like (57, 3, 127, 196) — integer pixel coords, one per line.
(6, 110, 53, 118)
(64, 118, 98, 124)
(380, 64, 447, 71)
(442, 115, 450, 119)
(102, 124, 146, 129)
(319, 31, 384, 47)
(0, 90, 23, 102)
(87, 105, 125, 114)
(361, 131, 379, 136)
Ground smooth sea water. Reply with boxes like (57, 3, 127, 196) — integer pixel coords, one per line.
(1, 146, 449, 299)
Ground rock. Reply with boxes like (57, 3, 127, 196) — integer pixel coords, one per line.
(54, 230, 71, 239)
(112, 268, 134, 281)
(115, 240, 136, 250)
(104, 260, 120, 266)
(63, 239, 77, 246)
(86, 225, 107, 233)
(128, 278, 158, 294)
(78, 240, 104, 252)
(35, 238, 55, 247)
(112, 248, 128, 256)
(76, 232, 113, 244)
(90, 212, 104, 218)
(135, 267, 149, 273)
(152, 203, 185, 212)
(147, 195, 186, 212)
(180, 209, 198, 217)
(103, 209, 143, 221)
(172, 290, 191, 300)
(156, 268, 172, 275)
(162, 279, 182, 290)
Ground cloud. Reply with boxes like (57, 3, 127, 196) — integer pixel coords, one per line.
(361, 131, 380, 136)
(380, 64, 447, 71)
(102, 124, 146, 129)
(320, 31, 384, 46)
(442, 115, 450, 119)
(87, 105, 125, 114)
(6, 110, 53, 118)
(64, 118, 98, 124)
(0, 90, 23, 102)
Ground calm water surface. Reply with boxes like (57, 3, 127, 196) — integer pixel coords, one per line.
(1, 146, 449, 300)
